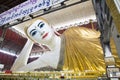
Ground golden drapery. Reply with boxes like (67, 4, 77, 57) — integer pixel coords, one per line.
(62, 27, 106, 73)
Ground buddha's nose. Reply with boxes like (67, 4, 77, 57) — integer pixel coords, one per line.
(41, 31, 45, 35)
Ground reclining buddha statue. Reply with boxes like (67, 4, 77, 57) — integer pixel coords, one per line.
(11, 18, 106, 74)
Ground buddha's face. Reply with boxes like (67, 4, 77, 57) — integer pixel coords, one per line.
(27, 20, 54, 44)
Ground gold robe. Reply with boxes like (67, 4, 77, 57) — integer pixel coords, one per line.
(58, 27, 106, 74)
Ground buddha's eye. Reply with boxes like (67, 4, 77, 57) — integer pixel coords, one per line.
(38, 22, 45, 28)
(30, 29, 37, 36)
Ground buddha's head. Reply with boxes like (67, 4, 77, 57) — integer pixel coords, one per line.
(26, 19, 54, 44)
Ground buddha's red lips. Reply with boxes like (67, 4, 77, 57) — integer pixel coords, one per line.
(42, 33, 48, 39)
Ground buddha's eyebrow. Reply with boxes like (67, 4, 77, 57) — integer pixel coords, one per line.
(30, 29, 36, 34)
(38, 22, 43, 27)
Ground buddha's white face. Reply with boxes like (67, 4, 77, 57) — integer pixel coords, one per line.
(27, 20, 54, 44)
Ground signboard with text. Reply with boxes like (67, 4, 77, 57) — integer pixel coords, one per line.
(0, 0, 65, 26)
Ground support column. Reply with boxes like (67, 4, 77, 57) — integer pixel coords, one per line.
(104, 43, 119, 80)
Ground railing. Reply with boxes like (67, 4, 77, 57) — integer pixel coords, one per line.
(0, 71, 104, 79)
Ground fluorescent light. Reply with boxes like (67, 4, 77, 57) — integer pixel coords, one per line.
(0, 49, 17, 56)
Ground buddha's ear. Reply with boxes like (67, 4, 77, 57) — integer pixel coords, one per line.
(51, 26, 61, 36)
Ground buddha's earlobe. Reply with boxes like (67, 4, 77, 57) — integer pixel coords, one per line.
(51, 26, 61, 36)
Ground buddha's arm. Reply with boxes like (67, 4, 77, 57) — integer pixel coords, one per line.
(17, 50, 60, 71)
(11, 39, 34, 71)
